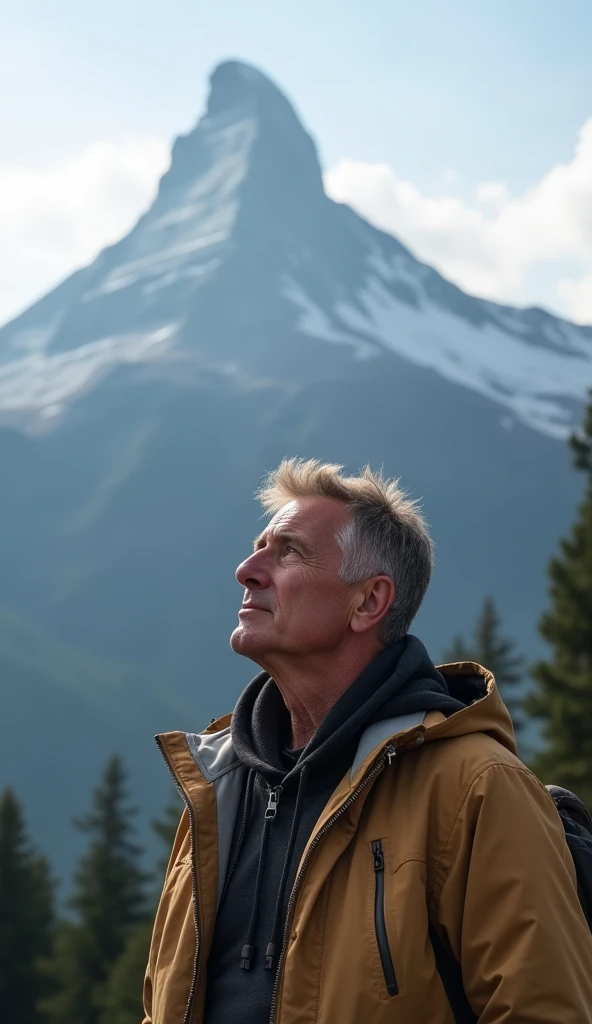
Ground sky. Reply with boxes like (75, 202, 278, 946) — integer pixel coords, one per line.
(1, 0, 592, 326)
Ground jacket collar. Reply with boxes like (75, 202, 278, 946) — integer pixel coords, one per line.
(175, 662, 514, 785)
(181, 710, 430, 784)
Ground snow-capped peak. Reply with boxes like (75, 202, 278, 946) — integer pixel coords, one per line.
(0, 60, 591, 438)
(283, 244, 592, 438)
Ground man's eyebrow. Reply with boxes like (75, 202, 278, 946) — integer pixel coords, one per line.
(253, 529, 313, 554)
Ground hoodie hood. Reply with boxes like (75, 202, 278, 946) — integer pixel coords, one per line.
(231, 634, 471, 788)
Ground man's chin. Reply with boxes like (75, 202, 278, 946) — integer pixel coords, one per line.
(230, 624, 266, 659)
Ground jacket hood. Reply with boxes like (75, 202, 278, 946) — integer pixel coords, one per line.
(427, 659, 517, 754)
(231, 635, 480, 789)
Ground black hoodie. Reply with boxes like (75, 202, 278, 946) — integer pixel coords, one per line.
(203, 636, 467, 1024)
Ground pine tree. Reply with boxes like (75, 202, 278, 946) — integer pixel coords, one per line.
(151, 794, 183, 880)
(525, 393, 592, 807)
(98, 790, 183, 1024)
(42, 756, 148, 1024)
(441, 634, 473, 664)
(0, 788, 55, 1024)
(442, 596, 525, 730)
(98, 920, 154, 1024)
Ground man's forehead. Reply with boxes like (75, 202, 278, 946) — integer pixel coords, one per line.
(268, 500, 302, 529)
(265, 496, 350, 534)
(254, 503, 308, 547)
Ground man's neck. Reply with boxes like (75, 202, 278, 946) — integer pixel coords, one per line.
(259, 640, 384, 749)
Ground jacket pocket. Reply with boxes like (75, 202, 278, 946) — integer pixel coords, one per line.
(371, 840, 398, 996)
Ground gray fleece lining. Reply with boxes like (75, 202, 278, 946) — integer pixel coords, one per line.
(185, 728, 246, 909)
(350, 711, 427, 781)
(185, 727, 242, 782)
(212, 764, 248, 909)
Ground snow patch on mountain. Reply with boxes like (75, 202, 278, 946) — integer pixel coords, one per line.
(2, 317, 65, 360)
(82, 115, 257, 303)
(281, 278, 376, 359)
(283, 266, 592, 438)
(0, 325, 177, 424)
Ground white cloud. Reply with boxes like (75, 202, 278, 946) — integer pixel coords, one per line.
(325, 119, 592, 325)
(557, 272, 592, 323)
(0, 139, 170, 327)
(475, 181, 510, 205)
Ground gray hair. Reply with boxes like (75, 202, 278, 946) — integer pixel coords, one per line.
(256, 458, 434, 644)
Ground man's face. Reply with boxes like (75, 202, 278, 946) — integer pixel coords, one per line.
(230, 496, 357, 664)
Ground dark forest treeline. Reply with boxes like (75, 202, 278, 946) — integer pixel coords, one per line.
(2, 389, 592, 1022)
(0, 762, 181, 1024)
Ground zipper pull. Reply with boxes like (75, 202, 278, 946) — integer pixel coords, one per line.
(385, 743, 396, 764)
(372, 839, 384, 872)
(264, 786, 283, 821)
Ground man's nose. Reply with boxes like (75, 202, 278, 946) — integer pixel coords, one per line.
(235, 550, 270, 589)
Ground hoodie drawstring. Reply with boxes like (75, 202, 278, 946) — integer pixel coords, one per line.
(238, 765, 309, 971)
(264, 764, 309, 971)
(240, 779, 283, 969)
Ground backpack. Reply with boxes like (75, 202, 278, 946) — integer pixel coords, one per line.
(429, 784, 592, 1024)
(546, 785, 592, 927)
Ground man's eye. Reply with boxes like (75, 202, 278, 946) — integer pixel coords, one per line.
(284, 545, 298, 555)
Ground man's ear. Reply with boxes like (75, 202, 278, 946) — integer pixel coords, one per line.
(350, 576, 395, 635)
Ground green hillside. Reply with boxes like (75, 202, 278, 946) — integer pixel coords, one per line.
(0, 607, 188, 882)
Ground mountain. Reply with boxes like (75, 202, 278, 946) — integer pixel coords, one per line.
(0, 604, 185, 886)
(0, 60, 590, 876)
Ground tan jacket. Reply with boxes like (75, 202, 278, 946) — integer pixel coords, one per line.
(143, 664, 592, 1023)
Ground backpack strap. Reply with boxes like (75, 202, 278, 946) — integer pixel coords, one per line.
(546, 784, 592, 930)
(546, 785, 592, 831)
(428, 920, 477, 1024)
(429, 784, 592, 1024)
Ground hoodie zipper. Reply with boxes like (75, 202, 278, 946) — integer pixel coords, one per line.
(268, 741, 397, 1023)
(155, 737, 201, 1024)
(372, 839, 398, 995)
(265, 786, 283, 820)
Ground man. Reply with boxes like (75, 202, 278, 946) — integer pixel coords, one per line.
(143, 458, 592, 1023)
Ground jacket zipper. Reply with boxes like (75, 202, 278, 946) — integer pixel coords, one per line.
(372, 839, 398, 996)
(268, 742, 397, 1023)
(155, 737, 201, 1024)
